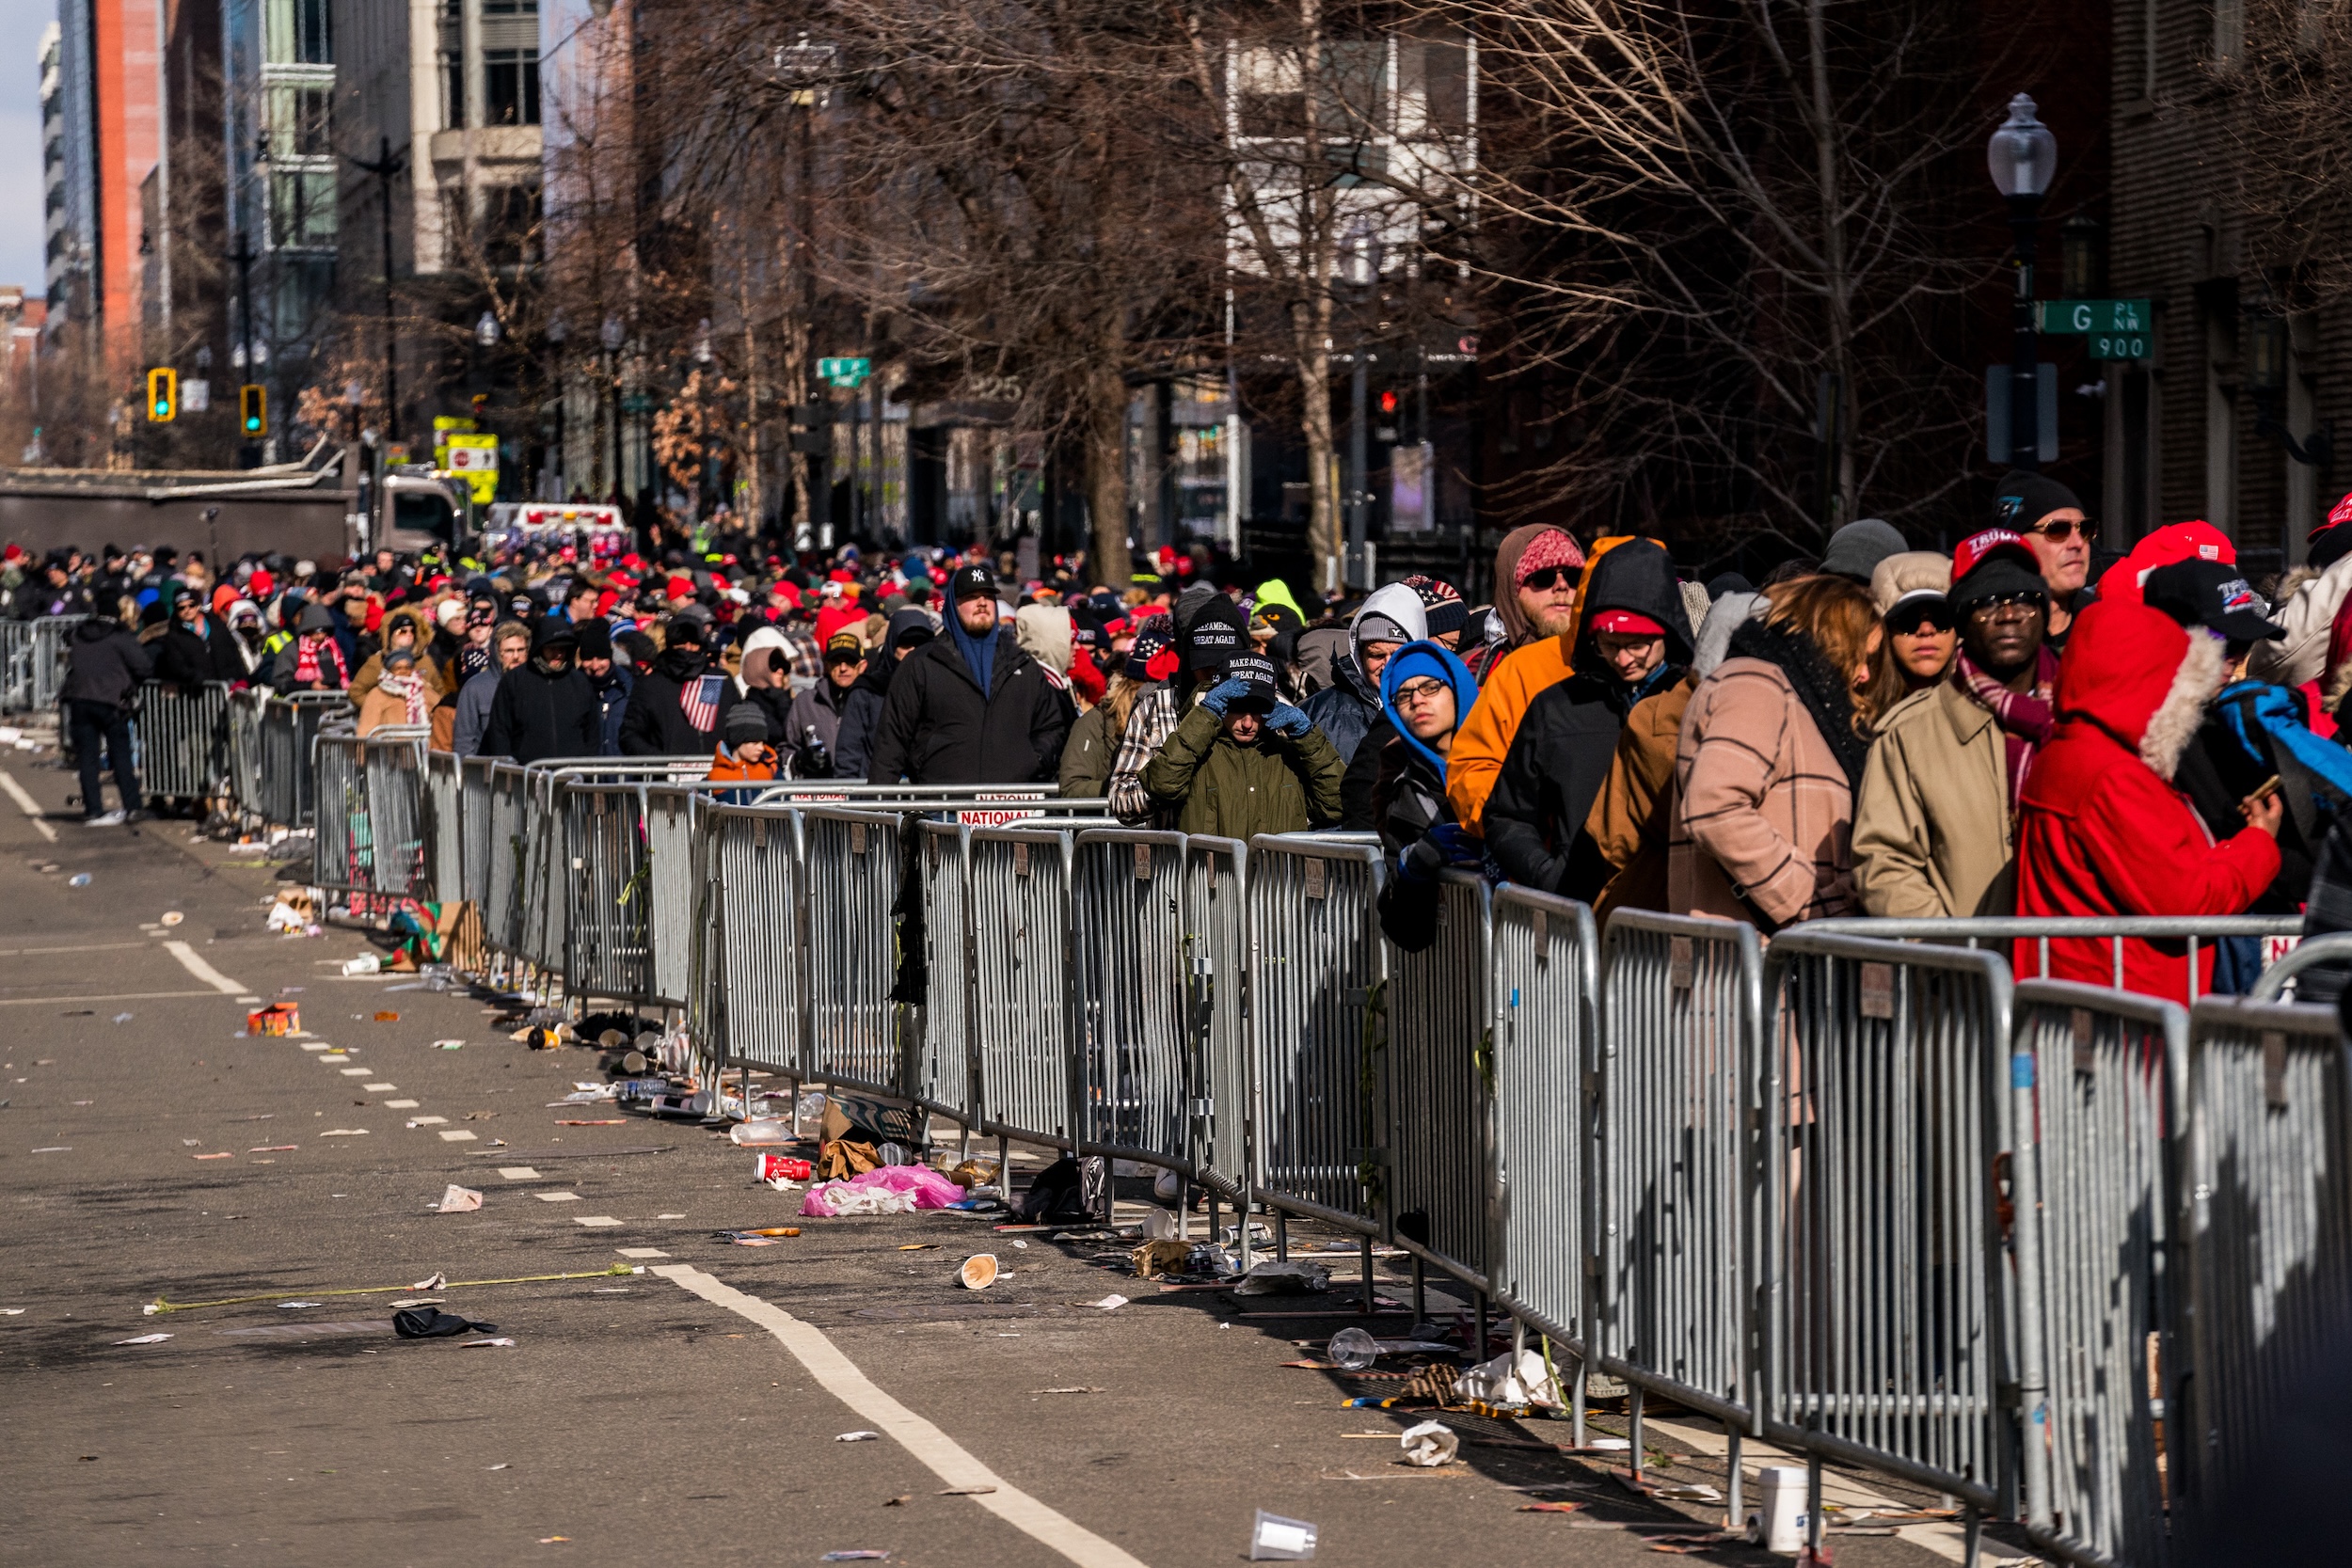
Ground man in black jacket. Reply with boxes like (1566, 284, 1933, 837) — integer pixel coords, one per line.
(152, 590, 248, 688)
(867, 564, 1068, 784)
(61, 614, 151, 824)
(481, 621, 601, 764)
(834, 609, 931, 780)
(618, 616, 723, 756)
(1482, 536, 1694, 903)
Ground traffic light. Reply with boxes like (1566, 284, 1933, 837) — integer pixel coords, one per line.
(146, 367, 177, 423)
(1378, 388, 1400, 416)
(240, 384, 267, 437)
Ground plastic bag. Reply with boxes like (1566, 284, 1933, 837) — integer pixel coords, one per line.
(1451, 1347, 1565, 1409)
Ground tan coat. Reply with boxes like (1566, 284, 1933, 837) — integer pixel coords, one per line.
(1668, 657, 1858, 927)
(1851, 679, 2016, 919)
(1585, 674, 1692, 924)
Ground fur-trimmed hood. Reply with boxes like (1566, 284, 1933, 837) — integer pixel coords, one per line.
(2052, 597, 2225, 781)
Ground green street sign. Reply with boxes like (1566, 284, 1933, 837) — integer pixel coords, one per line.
(620, 393, 653, 415)
(2089, 331, 2151, 362)
(818, 356, 871, 388)
(2037, 298, 2153, 335)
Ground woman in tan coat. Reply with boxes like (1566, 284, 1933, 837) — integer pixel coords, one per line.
(1668, 576, 1882, 930)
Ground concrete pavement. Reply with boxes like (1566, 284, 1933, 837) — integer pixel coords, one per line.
(0, 752, 2001, 1567)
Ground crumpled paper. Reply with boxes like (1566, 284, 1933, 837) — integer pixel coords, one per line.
(1451, 1347, 1565, 1409)
(1399, 1419, 1460, 1466)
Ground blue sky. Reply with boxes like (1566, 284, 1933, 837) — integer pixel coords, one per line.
(0, 0, 48, 295)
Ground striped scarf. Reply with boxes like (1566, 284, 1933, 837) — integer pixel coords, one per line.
(1953, 647, 2058, 807)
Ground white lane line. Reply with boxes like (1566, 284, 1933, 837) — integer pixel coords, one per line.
(574, 1216, 623, 1227)
(653, 1264, 1152, 1568)
(0, 768, 56, 842)
(383, 1099, 419, 1108)
(1643, 1418, 1969, 1563)
(162, 941, 245, 995)
(0, 942, 151, 957)
(438, 1130, 478, 1142)
(497, 1166, 541, 1180)
(361, 1083, 397, 1092)
(0, 989, 218, 1006)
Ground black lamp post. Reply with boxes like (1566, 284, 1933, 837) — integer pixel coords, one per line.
(601, 313, 626, 504)
(546, 313, 566, 500)
(1342, 217, 1379, 591)
(1988, 93, 2057, 473)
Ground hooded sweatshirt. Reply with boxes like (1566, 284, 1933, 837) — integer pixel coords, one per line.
(2013, 598, 2280, 1003)
(1303, 582, 1426, 768)
(1482, 538, 1695, 901)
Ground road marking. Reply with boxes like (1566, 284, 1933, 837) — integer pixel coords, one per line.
(300, 1043, 330, 1052)
(1642, 1418, 1969, 1562)
(0, 768, 56, 842)
(338, 1068, 371, 1077)
(0, 989, 218, 1006)
(0, 942, 151, 958)
(575, 1216, 623, 1227)
(535, 1191, 580, 1202)
(615, 1247, 668, 1259)
(361, 1083, 397, 1092)
(405, 1115, 448, 1126)
(163, 942, 245, 994)
(498, 1166, 542, 1180)
(384, 1099, 419, 1108)
(654, 1264, 1152, 1568)
(439, 1130, 478, 1142)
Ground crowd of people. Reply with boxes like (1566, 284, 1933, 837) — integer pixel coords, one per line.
(16, 465, 2352, 1003)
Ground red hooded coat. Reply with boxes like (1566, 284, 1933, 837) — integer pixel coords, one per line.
(2013, 598, 2280, 1002)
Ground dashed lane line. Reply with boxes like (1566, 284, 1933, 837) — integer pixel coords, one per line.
(162, 941, 246, 995)
(653, 1263, 1153, 1568)
(0, 768, 56, 842)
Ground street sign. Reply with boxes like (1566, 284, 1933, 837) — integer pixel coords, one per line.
(443, 433, 500, 505)
(818, 356, 870, 388)
(2089, 331, 2152, 362)
(2036, 298, 2152, 335)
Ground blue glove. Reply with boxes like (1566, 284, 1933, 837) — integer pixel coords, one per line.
(1267, 703, 1311, 737)
(1198, 677, 1250, 717)
(1426, 822, 1481, 865)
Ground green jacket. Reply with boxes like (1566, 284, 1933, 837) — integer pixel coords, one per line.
(1140, 701, 1345, 839)
(1058, 703, 1115, 799)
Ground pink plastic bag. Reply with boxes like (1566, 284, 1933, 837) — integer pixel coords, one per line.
(799, 1163, 965, 1217)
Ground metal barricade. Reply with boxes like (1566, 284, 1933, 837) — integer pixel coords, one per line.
(1594, 910, 1764, 1435)
(562, 783, 651, 1003)
(643, 786, 702, 1009)
(2248, 929, 2352, 1003)
(701, 803, 807, 1077)
(362, 731, 431, 896)
(1247, 835, 1386, 1234)
(2174, 994, 2352, 1524)
(227, 689, 267, 821)
(967, 824, 1077, 1145)
(311, 733, 373, 894)
(423, 752, 464, 904)
(1763, 931, 2022, 1520)
(1072, 830, 1194, 1173)
(1, 614, 86, 713)
(1797, 914, 2302, 1004)
(1381, 870, 1492, 1292)
(483, 764, 529, 957)
(801, 808, 910, 1098)
(137, 680, 232, 800)
(914, 819, 979, 1124)
(459, 756, 497, 911)
(2010, 981, 2185, 1566)
(257, 691, 345, 827)
(1185, 836, 1253, 1203)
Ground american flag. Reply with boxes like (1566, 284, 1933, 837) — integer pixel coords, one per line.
(680, 673, 726, 733)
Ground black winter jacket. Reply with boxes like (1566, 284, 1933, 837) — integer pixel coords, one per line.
(60, 617, 153, 708)
(866, 629, 1070, 785)
(1300, 656, 1380, 766)
(1483, 538, 1695, 903)
(482, 661, 603, 765)
(152, 615, 249, 688)
(832, 655, 898, 780)
(1371, 736, 1454, 951)
(619, 645, 719, 757)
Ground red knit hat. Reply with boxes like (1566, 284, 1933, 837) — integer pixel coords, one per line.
(1515, 529, 1585, 585)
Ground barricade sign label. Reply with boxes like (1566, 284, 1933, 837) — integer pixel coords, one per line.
(956, 807, 1044, 827)
(2264, 1030, 2289, 1107)
(1013, 840, 1030, 877)
(1670, 934, 1693, 990)
(1134, 843, 1153, 880)
(1860, 960, 1895, 1019)
(2072, 1006, 2095, 1073)
(1303, 859, 1327, 900)
(850, 822, 867, 854)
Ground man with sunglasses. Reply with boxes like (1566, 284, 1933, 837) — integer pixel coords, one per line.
(1854, 529, 2057, 918)
(1994, 471, 2093, 646)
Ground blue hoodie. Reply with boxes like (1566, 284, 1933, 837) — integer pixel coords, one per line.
(1378, 640, 1481, 775)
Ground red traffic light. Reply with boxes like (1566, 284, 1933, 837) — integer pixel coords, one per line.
(1378, 390, 1399, 415)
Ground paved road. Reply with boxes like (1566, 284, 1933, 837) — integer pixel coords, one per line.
(0, 754, 1999, 1566)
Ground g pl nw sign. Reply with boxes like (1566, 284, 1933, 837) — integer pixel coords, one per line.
(2037, 298, 2153, 360)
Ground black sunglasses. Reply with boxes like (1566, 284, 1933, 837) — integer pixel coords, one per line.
(1887, 605, 1954, 637)
(1520, 567, 1575, 592)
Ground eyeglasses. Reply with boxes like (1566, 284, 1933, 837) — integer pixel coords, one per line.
(1520, 567, 1575, 592)
(1394, 677, 1451, 705)
(1965, 592, 2045, 619)
(2028, 517, 2091, 542)
(1888, 609, 1954, 637)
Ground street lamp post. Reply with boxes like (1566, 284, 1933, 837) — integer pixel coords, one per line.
(546, 314, 566, 501)
(1342, 218, 1379, 592)
(1988, 93, 2057, 473)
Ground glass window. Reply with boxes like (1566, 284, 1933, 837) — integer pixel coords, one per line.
(264, 0, 331, 64)
(269, 168, 337, 249)
(270, 85, 332, 157)
(485, 50, 540, 126)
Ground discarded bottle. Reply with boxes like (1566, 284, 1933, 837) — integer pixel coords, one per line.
(1327, 1326, 1379, 1371)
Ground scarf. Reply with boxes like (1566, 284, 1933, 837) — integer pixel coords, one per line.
(1952, 647, 2058, 808)
(380, 671, 428, 726)
(459, 644, 491, 681)
(295, 634, 344, 688)
(946, 613, 997, 693)
(1726, 615, 1873, 788)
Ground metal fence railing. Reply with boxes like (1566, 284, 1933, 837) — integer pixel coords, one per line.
(0, 614, 86, 714)
(282, 762, 2352, 1567)
(137, 680, 233, 801)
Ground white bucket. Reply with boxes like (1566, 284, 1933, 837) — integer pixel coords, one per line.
(1746, 1465, 1809, 1555)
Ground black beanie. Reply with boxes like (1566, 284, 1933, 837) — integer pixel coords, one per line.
(723, 702, 769, 744)
(574, 620, 612, 659)
(1993, 470, 2081, 532)
(1184, 595, 1249, 671)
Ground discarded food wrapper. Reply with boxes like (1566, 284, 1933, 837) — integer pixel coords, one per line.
(1452, 1346, 1566, 1410)
(388, 1297, 443, 1309)
(835, 1430, 882, 1443)
(159, 911, 183, 927)
(959, 1254, 1000, 1291)
(1234, 1259, 1330, 1296)
(410, 1271, 447, 1291)
(278, 1301, 323, 1309)
(436, 1185, 485, 1213)
(729, 1119, 790, 1146)
(1398, 1420, 1460, 1467)
(1248, 1509, 1318, 1561)
(1141, 1208, 1180, 1241)
(114, 1333, 173, 1345)
(946, 1158, 998, 1188)
(374, 1011, 400, 1022)
(246, 1003, 300, 1036)
(755, 1153, 814, 1182)
(460, 1337, 517, 1347)
(1650, 1482, 1723, 1503)
(1086, 1294, 1129, 1311)
(1518, 1501, 1586, 1514)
